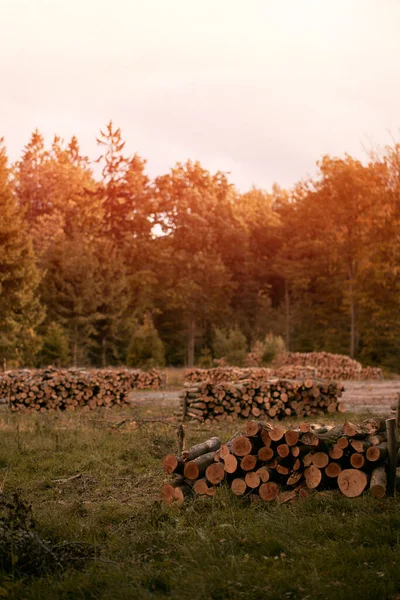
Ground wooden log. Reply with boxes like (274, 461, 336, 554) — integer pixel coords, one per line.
(276, 464, 290, 475)
(311, 452, 329, 469)
(161, 483, 176, 504)
(304, 465, 322, 489)
(287, 471, 303, 485)
(182, 437, 221, 462)
(370, 466, 387, 499)
(349, 453, 365, 469)
(173, 485, 191, 505)
(193, 478, 209, 495)
(241, 455, 258, 471)
(231, 436, 253, 457)
(231, 478, 247, 496)
(285, 430, 300, 446)
(301, 432, 320, 447)
(245, 471, 261, 489)
(163, 455, 184, 475)
(259, 481, 279, 501)
(350, 439, 371, 453)
(325, 462, 342, 478)
(205, 463, 225, 485)
(329, 445, 343, 460)
(338, 469, 368, 497)
(385, 418, 397, 497)
(183, 452, 216, 480)
(269, 426, 286, 441)
(276, 444, 290, 458)
(256, 467, 271, 482)
(223, 454, 238, 474)
(258, 446, 274, 461)
(337, 437, 349, 449)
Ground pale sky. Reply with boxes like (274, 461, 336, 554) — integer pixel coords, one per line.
(1, 0, 400, 191)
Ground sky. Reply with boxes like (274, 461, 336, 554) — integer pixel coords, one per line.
(1, 0, 400, 191)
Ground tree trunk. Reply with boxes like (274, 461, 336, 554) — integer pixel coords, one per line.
(348, 263, 356, 359)
(284, 279, 290, 351)
(101, 337, 107, 368)
(187, 316, 195, 367)
(73, 341, 78, 368)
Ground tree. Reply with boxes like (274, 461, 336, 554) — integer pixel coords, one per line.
(96, 121, 151, 241)
(154, 161, 239, 366)
(231, 187, 282, 344)
(39, 322, 70, 367)
(213, 328, 247, 367)
(275, 157, 387, 358)
(90, 239, 130, 366)
(40, 237, 101, 366)
(0, 139, 44, 365)
(14, 129, 47, 223)
(127, 315, 165, 368)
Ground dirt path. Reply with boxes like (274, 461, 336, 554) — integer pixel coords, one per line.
(130, 381, 400, 415)
(341, 380, 400, 413)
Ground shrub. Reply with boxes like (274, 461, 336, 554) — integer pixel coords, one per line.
(213, 328, 247, 367)
(38, 322, 70, 367)
(198, 347, 214, 368)
(260, 333, 286, 365)
(127, 316, 165, 369)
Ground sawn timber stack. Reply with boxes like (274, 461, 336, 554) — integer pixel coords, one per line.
(180, 378, 344, 423)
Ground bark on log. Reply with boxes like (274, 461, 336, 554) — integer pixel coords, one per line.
(370, 466, 387, 499)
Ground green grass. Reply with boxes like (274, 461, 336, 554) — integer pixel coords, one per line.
(0, 408, 399, 600)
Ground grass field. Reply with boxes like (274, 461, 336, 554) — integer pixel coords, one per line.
(0, 404, 399, 600)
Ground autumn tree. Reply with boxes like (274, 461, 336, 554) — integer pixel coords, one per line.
(96, 121, 152, 241)
(153, 161, 239, 366)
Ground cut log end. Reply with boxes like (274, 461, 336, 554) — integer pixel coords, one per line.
(259, 481, 280, 501)
(338, 469, 368, 498)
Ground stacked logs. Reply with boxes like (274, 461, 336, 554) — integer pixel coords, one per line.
(0, 367, 165, 412)
(162, 417, 398, 504)
(184, 366, 318, 384)
(273, 352, 382, 381)
(181, 379, 344, 423)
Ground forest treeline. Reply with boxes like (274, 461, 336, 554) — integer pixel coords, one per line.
(1, 122, 399, 370)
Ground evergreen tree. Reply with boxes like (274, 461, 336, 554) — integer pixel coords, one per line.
(39, 322, 70, 367)
(127, 316, 165, 368)
(213, 328, 247, 367)
(0, 139, 44, 365)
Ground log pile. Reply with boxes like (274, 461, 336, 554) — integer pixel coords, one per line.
(162, 417, 398, 504)
(184, 366, 318, 384)
(185, 353, 381, 384)
(0, 367, 165, 412)
(180, 379, 344, 423)
(273, 352, 382, 381)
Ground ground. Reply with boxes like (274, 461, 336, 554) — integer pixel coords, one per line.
(0, 380, 399, 599)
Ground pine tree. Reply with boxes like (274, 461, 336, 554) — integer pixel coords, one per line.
(0, 139, 44, 365)
(127, 316, 166, 368)
(39, 322, 70, 367)
(40, 237, 101, 366)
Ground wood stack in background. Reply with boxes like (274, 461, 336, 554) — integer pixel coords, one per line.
(184, 366, 318, 385)
(180, 379, 344, 423)
(162, 417, 399, 504)
(273, 352, 382, 381)
(0, 367, 165, 412)
(185, 353, 382, 384)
